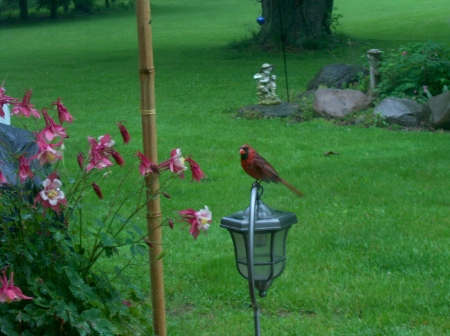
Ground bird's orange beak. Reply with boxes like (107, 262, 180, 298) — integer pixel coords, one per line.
(239, 148, 245, 154)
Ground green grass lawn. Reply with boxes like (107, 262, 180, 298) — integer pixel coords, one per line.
(1, 0, 450, 334)
(337, 0, 450, 45)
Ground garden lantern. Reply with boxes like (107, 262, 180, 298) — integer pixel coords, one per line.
(220, 182, 297, 335)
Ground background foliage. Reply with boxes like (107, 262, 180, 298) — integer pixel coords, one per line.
(0, 0, 134, 21)
(376, 41, 450, 103)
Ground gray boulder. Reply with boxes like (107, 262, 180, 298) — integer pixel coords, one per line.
(314, 89, 371, 118)
(307, 64, 368, 90)
(238, 103, 300, 117)
(0, 124, 44, 186)
(424, 92, 450, 130)
(373, 98, 425, 127)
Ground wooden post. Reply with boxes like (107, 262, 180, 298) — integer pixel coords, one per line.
(135, 0, 166, 335)
(367, 49, 382, 96)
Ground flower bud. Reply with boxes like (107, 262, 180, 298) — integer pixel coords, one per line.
(77, 152, 84, 170)
(91, 182, 103, 200)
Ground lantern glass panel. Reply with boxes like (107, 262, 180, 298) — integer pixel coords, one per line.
(230, 228, 289, 281)
(230, 231, 249, 278)
(272, 228, 289, 278)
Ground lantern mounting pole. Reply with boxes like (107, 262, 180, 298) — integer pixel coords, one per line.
(220, 182, 298, 335)
(248, 182, 262, 336)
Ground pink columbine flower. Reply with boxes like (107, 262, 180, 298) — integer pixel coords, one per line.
(51, 98, 74, 124)
(135, 151, 158, 176)
(122, 300, 132, 307)
(32, 133, 63, 166)
(423, 85, 428, 93)
(0, 268, 33, 303)
(0, 84, 17, 117)
(158, 148, 188, 178)
(86, 134, 119, 172)
(33, 171, 67, 213)
(402, 51, 407, 56)
(86, 146, 113, 172)
(11, 89, 40, 118)
(18, 155, 34, 182)
(0, 169, 6, 184)
(178, 205, 212, 240)
(185, 156, 206, 182)
(39, 109, 68, 141)
(117, 121, 131, 144)
(91, 182, 103, 200)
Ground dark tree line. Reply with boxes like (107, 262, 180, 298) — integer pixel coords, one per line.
(8, 0, 336, 51)
(9, 0, 109, 20)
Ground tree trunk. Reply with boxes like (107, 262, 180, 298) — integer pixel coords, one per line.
(50, 0, 58, 18)
(258, 0, 334, 48)
(19, 0, 29, 20)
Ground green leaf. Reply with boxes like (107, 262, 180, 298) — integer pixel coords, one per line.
(54, 300, 70, 321)
(104, 246, 119, 257)
(100, 232, 116, 247)
(16, 311, 31, 323)
(33, 297, 51, 308)
(21, 331, 34, 336)
(53, 231, 65, 242)
(130, 243, 148, 256)
(73, 319, 91, 336)
(124, 237, 134, 245)
(81, 308, 117, 335)
(22, 248, 35, 262)
(132, 224, 144, 236)
(0, 316, 19, 336)
(113, 213, 127, 224)
(64, 267, 84, 287)
(31, 307, 53, 328)
(69, 283, 94, 303)
(94, 219, 105, 228)
(155, 250, 167, 260)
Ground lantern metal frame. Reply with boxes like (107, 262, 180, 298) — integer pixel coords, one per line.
(220, 182, 297, 336)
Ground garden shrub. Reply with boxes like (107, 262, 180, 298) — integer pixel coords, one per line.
(0, 85, 210, 335)
(375, 41, 450, 104)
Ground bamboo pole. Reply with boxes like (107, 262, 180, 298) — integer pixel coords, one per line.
(135, 0, 166, 335)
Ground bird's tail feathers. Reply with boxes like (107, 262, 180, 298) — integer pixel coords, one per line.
(280, 179, 304, 197)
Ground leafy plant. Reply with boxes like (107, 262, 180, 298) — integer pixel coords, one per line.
(291, 92, 317, 123)
(345, 72, 370, 93)
(326, 7, 343, 34)
(370, 112, 389, 128)
(375, 41, 450, 103)
(0, 85, 211, 335)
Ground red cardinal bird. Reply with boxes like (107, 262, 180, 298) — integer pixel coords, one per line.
(239, 144, 303, 197)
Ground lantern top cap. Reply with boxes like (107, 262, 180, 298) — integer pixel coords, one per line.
(220, 200, 297, 233)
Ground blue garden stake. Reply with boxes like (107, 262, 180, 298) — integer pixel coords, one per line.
(256, 16, 265, 26)
(256, 11, 290, 102)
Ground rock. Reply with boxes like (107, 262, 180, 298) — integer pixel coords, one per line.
(424, 92, 450, 130)
(373, 98, 425, 127)
(0, 123, 45, 187)
(313, 89, 371, 118)
(307, 64, 368, 91)
(238, 103, 300, 117)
